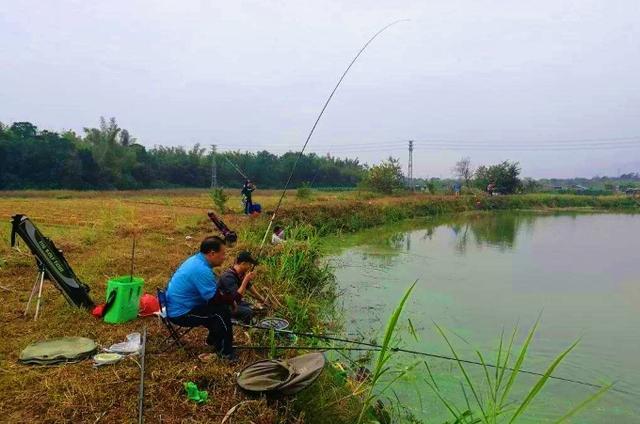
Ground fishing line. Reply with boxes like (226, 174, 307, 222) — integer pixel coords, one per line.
(257, 19, 410, 252)
(236, 323, 634, 396)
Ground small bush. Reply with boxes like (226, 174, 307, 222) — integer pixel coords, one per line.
(209, 188, 229, 213)
(296, 182, 313, 200)
(361, 158, 405, 194)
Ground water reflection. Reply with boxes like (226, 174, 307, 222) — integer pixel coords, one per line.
(448, 213, 537, 252)
(364, 212, 541, 257)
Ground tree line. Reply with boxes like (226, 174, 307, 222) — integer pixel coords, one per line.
(0, 118, 365, 190)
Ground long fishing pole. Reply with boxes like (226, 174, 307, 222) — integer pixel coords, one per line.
(258, 19, 410, 251)
(236, 323, 633, 395)
(222, 155, 249, 180)
(236, 345, 377, 352)
(138, 326, 147, 424)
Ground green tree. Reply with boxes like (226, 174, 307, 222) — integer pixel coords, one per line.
(474, 161, 522, 194)
(0, 118, 370, 190)
(361, 157, 405, 194)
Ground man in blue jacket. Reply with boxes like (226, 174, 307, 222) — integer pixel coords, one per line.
(166, 236, 235, 359)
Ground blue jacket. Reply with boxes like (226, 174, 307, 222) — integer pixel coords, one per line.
(166, 253, 217, 317)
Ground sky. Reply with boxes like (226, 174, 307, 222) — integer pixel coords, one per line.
(1, 0, 639, 178)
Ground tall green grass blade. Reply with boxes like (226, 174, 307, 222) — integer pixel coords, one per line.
(423, 360, 439, 390)
(495, 328, 504, 381)
(408, 318, 419, 342)
(434, 323, 488, 422)
(499, 314, 541, 407)
(460, 381, 473, 417)
(554, 383, 612, 423)
(508, 339, 579, 423)
(424, 379, 464, 421)
(476, 350, 495, 401)
(495, 324, 518, 401)
(377, 362, 419, 395)
(356, 281, 417, 424)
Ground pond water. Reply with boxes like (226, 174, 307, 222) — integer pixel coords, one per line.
(329, 212, 640, 423)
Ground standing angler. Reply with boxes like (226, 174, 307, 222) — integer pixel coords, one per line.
(241, 179, 255, 215)
(165, 236, 236, 360)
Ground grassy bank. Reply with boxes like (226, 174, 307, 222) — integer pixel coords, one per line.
(0, 191, 372, 423)
(274, 193, 638, 235)
(0, 191, 636, 422)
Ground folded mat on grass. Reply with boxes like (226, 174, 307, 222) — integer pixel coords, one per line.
(19, 337, 97, 365)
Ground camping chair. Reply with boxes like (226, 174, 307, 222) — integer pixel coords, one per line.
(156, 288, 196, 354)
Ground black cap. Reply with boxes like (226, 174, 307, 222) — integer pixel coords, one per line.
(237, 251, 258, 265)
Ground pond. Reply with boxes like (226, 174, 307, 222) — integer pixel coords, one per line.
(329, 212, 640, 423)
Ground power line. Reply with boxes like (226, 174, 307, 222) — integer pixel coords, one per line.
(215, 138, 640, 154)
(215, 135, 640, 149)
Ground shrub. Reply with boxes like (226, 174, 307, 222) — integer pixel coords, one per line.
(209, 188, 229, 213)
(361, 157, 405, 194)
(474, 161, 522, 194)
(296, 182, 313, 200)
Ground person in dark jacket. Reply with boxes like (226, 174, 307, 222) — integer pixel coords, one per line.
(216, 251, 266, 323)
(241, 180, 255, 214)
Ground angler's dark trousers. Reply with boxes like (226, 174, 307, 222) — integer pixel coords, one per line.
(169, 301, 233, 355)
(232, 300, 254, 324)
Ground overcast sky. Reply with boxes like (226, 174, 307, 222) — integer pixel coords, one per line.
(1, 0, 639, 178)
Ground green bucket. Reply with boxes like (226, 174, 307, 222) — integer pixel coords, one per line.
(103, 276, 143, 324)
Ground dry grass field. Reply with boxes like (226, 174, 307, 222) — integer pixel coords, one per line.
(0, 189, 366, 423)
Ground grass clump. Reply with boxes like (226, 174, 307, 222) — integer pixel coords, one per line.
(357, 281, 417, 424)
(209, 187, 229, 213)
(296, 182, 314, 200)
(424, 318, 611, 423)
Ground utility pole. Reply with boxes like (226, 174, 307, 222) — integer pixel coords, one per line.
(408, 140, 414, 192)
(210, 144, 217, 189)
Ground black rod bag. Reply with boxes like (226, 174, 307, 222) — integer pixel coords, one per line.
(10, 214, 94, 309)
(207, 211, 238, 244)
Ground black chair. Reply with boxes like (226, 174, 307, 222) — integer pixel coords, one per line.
(156, 288, 196, 354)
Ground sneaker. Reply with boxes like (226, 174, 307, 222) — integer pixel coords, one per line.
(198, 352, 217, 363)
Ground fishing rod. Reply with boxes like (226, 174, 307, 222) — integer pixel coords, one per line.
(235, 345, 378, 352)
(222, 155, 249, 180)
(236, 323, 633, 396)
(258, 19, 410, 252)
(138, 326, 147, 424)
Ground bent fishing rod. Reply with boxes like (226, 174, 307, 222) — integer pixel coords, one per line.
(258, 19, 409, 252)
(235, 323, 632, 396)
(222, 155, 249, 180)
